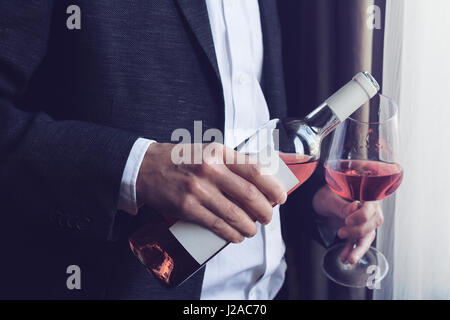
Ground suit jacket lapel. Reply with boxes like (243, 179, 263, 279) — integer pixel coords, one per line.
(175, 0, 286, 121)
(175, 0, 220, 79)
(258, 0, 287, 120)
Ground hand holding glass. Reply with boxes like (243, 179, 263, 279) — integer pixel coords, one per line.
(322, 94, 403, 288)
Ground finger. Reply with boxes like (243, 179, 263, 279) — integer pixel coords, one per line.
(345, 203, 379, 226)
(213, 166, 275, 225)
(223, 148, 287, 205)
(338, 214, 380, 239)
(346, 231, 376, 264)
(183, 200, 246, 244)
(195, 149, 274, 225)
(200, 185, 258, 238)
(340, 240, 356, 263)
(336, 201, 360, 220)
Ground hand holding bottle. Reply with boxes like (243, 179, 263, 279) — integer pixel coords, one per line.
(136, 142, 287, 244)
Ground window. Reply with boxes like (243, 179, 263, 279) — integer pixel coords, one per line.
(379, 0, 450, 299)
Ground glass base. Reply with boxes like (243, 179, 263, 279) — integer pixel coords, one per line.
(322, 243, 389, 288)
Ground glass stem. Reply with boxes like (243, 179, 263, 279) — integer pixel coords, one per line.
(352, 201, 364, 247)
(347, 201, 363, 260)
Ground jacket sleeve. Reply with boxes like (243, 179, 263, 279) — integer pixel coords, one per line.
(0, 1, 139, 241)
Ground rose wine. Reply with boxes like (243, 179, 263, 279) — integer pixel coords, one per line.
(129, 72, 380, 288)
(279, 153, 318, 194)
(324, 159, 403, 201)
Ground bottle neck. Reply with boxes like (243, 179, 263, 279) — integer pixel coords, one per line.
(304, 103, 341, 139)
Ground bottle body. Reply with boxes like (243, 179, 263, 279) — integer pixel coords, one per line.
(129, 72, 380, 288)
(129, 132, 317, 288)
(129, 219, 208, 287)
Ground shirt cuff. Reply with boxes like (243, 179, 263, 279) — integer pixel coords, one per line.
(118, 138, 155, 215)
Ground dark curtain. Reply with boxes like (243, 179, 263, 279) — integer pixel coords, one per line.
(278, 0, 386, 300)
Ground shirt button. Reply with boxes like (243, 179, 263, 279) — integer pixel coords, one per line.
(238, 73, 249, 85)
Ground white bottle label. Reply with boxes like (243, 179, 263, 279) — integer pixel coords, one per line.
(168, 147, 299, 265)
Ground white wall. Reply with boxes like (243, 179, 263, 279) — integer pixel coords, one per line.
(383, 0, 450, 299)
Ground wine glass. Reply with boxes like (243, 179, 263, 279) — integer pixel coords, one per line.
(322, 94, 403, 288)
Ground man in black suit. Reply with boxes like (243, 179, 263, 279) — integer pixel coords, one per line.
(0, 0, 383, 299)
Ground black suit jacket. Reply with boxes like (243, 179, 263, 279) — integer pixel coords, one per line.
(0, 0, 294, 299)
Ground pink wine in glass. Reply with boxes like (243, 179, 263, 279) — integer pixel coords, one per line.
(129, 72, 380, 288)
(324, 160, 403, 201)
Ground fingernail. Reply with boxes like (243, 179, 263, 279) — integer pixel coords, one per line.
(349, 256, 359, 264)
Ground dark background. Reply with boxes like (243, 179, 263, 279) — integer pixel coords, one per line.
(278, 0, 386, 299)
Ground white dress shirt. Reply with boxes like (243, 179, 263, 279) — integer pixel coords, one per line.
(118, 0, 286, 300)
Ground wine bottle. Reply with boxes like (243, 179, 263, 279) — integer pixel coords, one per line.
(129, 71, 380, 288)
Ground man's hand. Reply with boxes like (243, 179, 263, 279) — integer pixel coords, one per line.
(312, 185, 384, 264)
(136, 143, 287, 243)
